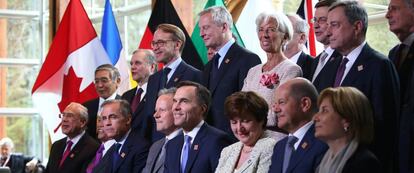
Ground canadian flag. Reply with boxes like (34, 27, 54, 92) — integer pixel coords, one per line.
(31, 0, 110, 142)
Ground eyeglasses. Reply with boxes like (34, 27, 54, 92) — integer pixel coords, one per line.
(311, 17, 328, 24)
(151, 39, 174, 48)
(94, 78, 111, 84)
(59, 113, 75, 119)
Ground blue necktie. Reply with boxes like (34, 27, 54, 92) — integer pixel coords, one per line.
(209, 53, 220, 89)
(160, 67, 171, 88)
(112, 143, 122, 172)
(282, 136, 298, 173)
(181, 135, 192, 173)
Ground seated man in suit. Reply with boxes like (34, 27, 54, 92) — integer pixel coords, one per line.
(122, 49, 157, 139)
(198, 6, 261, 136)
(45, 102, 100, 173)
(146, 23, 202, 142)
(0, 137, 43, 173)
(269, 78, 328, 173)
(324, 1, 399, 170)
(142, 88, 181, 173)
(83, 64, 121, 140)
(283, 14, 314, 80)
(386, 0, 414, 171)
(93, 99, 150, 173)
(164, 81, 234, 173)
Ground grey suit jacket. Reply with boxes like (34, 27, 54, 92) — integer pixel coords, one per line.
(215, 131, 282, 173)
(142, 138, 165, 173)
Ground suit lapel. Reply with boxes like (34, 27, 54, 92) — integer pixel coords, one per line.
(287, 126, 315, 172)
(296, 52, 306, 67)
(152, 138, 166, 173)
(113, 134, 132, 172)
(341, 44, 371, 85)
(62, 135, 86, 168)
(237, 144, 257, 173)
(167, 61, 186, 88)
(184, 124, 208, 173)
(209, 44, 237, 92)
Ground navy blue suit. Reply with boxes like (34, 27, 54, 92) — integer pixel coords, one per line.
(163, 123, 234, 173)
(268, 125, 328, 173)
(83, 95, 121, 141)
(121, 87, 152, 140)
(311, 50, 342, 88)
(202, 43, 261, 135)
(389, 43, 414, 173)
(146, 60, 202, 142)
(92, 130, 150, 173)
(296, 52, 314, 81)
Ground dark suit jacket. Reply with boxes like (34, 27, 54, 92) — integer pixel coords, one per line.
(92, 130, 150, 173)
(121, 87, 152, 140)
(333, 44, 400, 167)
(3, 154, 36, 173)
(164, 123, 234, 173)
(202, 43, 261, 134)
(389, 43, 414, 173)
(146, 60, 202, 142)
(45, 133, 99, 173)
(142, 138, 165, 173)
(296, 52, 314, 80)
(83, 95, 121, 140)
(268, 125, 328, 173)
(342, 146, 382, 173)
(311, 50, 342, 87)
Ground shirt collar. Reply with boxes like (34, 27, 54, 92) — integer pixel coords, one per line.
(289, 51, 302, 64)
(183, 120, 204, 144)
(165, 57, 182, 71)
(324, 46, 335, 57)
(291, 121, 313, 150)
(136, 82, 148, 97)
(99, 92, 118, 107)
(66, 130, 85, 150)
(217, 38, 235, 64)
(402, 33, 414, 46)
(166, 129, 182, 141)
(102, 139, 116, 156)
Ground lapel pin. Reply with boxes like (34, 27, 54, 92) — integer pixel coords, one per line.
(194, 145, 199, 150)
(121, 153, 126, 158)
(357, 65, 364, 71)
(174, 77, 179, 82)
(301, 142, 308, 149)
(70, 153, 75, 158)
(225, 59, 230, 64)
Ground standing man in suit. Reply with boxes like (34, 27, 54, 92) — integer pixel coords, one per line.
(386, 0, 414, 172)
(93, 99, 150, 173)
(0, 137, 42, 173)
(164, 81, 234, 173)
(142, 88, 181, 173)
(284, 14, 314, 80)
(310, 0, 342, 87)
(325, 1, 400, 170)
(83, 64, 121, 140)
(122, 49, 156, 139)
(269, 78, 327, 173)
(146, 23, 202, 142)
(45, 102, 99, 173)
(198, 6, 261, 135)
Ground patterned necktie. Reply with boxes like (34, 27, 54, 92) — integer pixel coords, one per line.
(112, 143, 122, 171)
(181, 135, 192, 173)
(131, 88, 143, 113)
(86, 144, 105, 173)
(282, 136, 298, 173)
(160, 67, 172, 89)
(59, 140, 73, 168)
(333, 57, 349, 87)
(312, 51, 329, 82)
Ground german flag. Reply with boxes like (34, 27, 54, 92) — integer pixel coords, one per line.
(138, 0, 204, 70)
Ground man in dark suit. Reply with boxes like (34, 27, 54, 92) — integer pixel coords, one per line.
(198, 6, 261, 135)
(142, 88, 181, 173)
(45, 102, 100, 173)
(122, 49, 156, 140)
(0, 137, 43, 173)
(164, 81, 234, 173)
(83, 64, 121, 140)
(386, 0, 414, 172)
(269, 78, 327, 173)
(146, 23, 202, 142)
(325, 1, 400, 170)
(93, 99, 150, 173)
(284, 14, 314, 80)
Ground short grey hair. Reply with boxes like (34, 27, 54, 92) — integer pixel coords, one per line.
(286, 13, 309, 38)
(329, 1, 368, 35)
(66, 102, 89, 122)
(132, 49, 157, 72)
(198, 6, 233, 30)
(101, 99, 132, 118)
(95, 64, 121, 82)
(0, 137, 14, 149)
(158, 87, 177, 97)
(288, 78, 319, 113)
(256, 12, 294, 42)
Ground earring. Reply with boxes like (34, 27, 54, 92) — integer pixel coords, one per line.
(344, 126, 349, 132)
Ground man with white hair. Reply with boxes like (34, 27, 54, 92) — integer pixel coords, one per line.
(0, 137, 41, 173)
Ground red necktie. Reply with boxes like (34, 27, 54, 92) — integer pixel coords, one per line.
(59, 140, 73, 168)
(131, 88, 143, 113)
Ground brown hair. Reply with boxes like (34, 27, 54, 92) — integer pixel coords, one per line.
(156, 24, 186, 53)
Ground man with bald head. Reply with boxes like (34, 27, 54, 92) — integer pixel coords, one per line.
(46, 102, 99, 173)
(269, 78, 327, 173)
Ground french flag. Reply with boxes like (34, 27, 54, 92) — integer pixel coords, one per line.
(31, 0, 110, 142)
